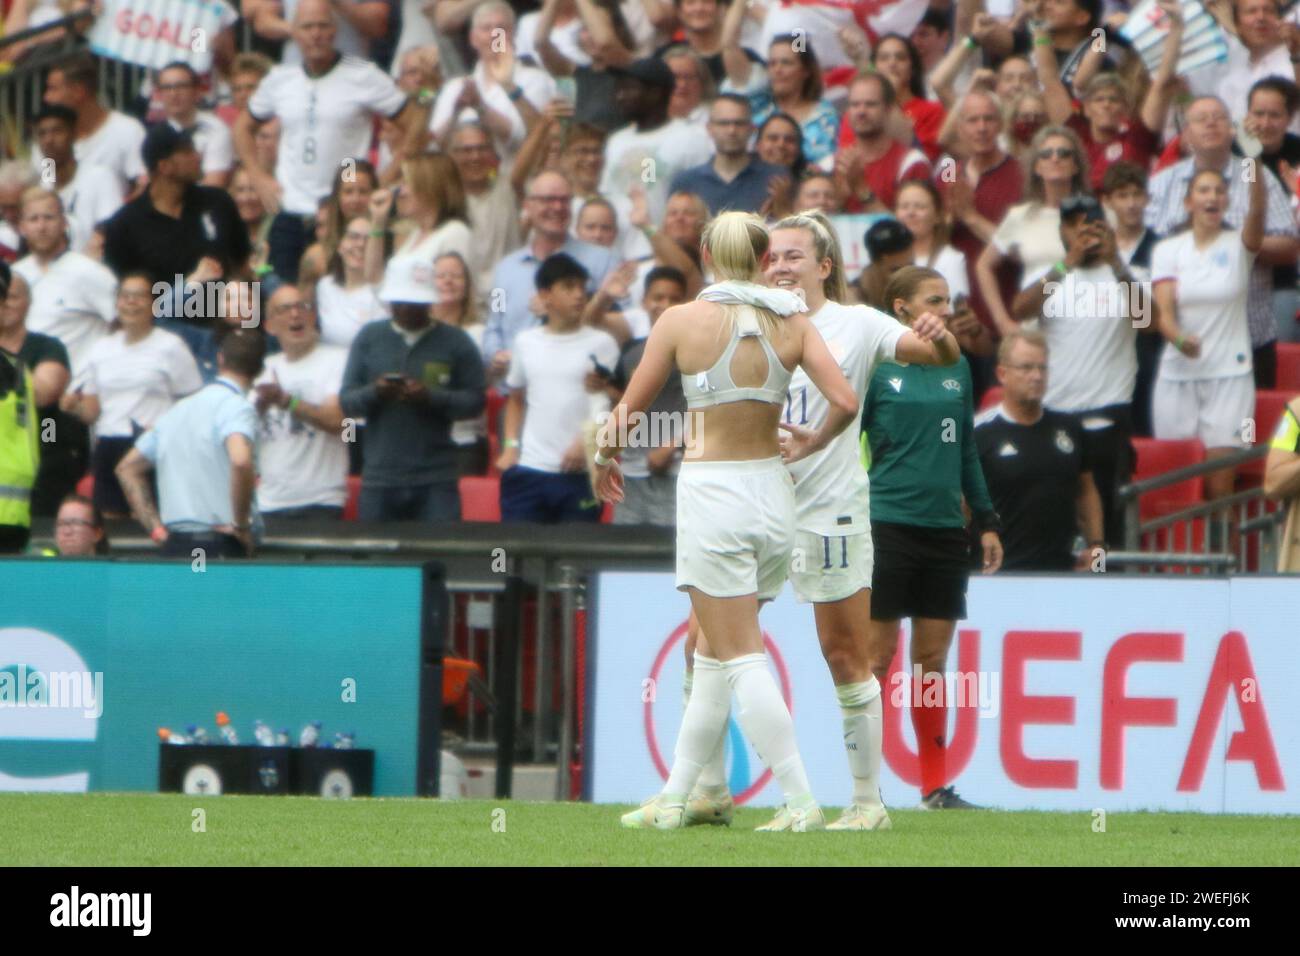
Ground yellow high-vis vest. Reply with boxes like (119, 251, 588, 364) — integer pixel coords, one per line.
(0, 351, 39, 529)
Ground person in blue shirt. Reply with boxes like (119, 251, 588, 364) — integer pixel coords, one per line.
(116, 328, 266, 559)
(669, 95, 785, 216)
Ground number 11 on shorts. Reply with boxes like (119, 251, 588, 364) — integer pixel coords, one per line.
(822, 536, 848, 570)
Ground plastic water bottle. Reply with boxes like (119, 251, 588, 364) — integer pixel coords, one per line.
(187, 724, 210, 745)
(253, 720, 276, 747)
(333, 731, 355, 750)
(158, 727, 189, 745)
(216, 711, 239, 745)
(299, 721, 321, 748)
(275, 728, 290, 747)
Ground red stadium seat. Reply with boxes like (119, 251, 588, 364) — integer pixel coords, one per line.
(1131, 437, 1204, 521)
(459, 475, 501, 522)
(978, 386, 1004, 411)
(343, 475, 361, 521)
(75, 474, 94, 499)
(1277, 343, 1300, 391)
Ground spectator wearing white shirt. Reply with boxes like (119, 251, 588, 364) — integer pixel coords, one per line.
(29, 105, 121, 258)
(38, 52, 146, 197)
(448, 122, 523, 297)
(1152, 164, 1266, 509)
(317, 216, 388, 350)
(13, 187, 116, 379)
(60, 273, 202, 518)
(1143, 95, 1300, 388)
(432, 251, 490, 476)
(599, 58, 715, 259)
(235, 0, 413, 283)
(498, 253, 620, 523)
(1191, 0, 1300, 129)
(895, 180, 970, 305)
(428, 1, 557, 156)
(364, 153, 473, 291)
(254, 285, 350, 519)
(156, 62, 236, 189)
(1011, 194, 1142, 546)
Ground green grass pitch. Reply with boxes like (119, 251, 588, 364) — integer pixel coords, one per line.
(5, 794, 1298, 866)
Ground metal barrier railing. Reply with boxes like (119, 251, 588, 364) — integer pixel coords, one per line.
(0, 12, 95, 154)
(1117, 444, 1281, 573)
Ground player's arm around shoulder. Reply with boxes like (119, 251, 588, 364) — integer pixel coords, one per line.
(894, 311, 960, 366)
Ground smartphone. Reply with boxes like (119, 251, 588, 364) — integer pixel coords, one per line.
(589, 354, 612, 380)
(952, 293, 969, 314)
(382, 373, 405, 384)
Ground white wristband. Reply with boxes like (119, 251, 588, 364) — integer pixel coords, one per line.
(594, 449, 614, 467)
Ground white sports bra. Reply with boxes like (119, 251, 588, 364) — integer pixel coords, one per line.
(681, 306, 792, 409)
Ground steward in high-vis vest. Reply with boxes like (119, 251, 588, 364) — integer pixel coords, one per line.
(0, 261, 40, 554)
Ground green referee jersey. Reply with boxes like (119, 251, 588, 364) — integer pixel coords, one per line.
(860, 354, 994, 529)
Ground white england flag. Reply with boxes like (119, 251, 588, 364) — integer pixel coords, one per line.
(89, 0, 234, 74)
(760, 0, 930, 75)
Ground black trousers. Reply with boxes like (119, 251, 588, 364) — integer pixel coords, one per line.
(1061, 404, 1135, 548)
(161, 531, 248, 559)
(1254, 341, 1277, 390)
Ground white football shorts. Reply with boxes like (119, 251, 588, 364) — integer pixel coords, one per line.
(675, 456, 795, 600)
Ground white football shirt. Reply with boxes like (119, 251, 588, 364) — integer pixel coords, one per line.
(255, 344, 350, 511)
(1151, 229, 1256, 382)
(248, 55, 406, 216)
(59, 162, 123, 254)
(784, 300, 906, 536)
(31, 110, 146, 196)
(13, 251, 117, 378)
(505, 325, 620, 473)
(81, 327, 202, 438)
(315, 275, 389, 349)
(1021, 262, 1138, 411)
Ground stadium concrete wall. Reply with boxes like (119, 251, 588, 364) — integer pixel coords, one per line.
(590, 574, 1298, 814)
(0, 561, 424, 795)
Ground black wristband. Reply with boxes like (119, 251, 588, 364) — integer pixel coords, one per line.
(974, 509, 1002, 535)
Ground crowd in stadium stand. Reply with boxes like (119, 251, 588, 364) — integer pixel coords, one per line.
(2, 0, 1300, 560)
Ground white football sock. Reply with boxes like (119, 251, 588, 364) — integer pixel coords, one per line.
(837, 678, 884, 808)
(663, 654, 729, 799)
(725, 653, 814, 807)
(696, 711, 729, 791)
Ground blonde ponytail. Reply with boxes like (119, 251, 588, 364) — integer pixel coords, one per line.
(702, 210, 783, 341)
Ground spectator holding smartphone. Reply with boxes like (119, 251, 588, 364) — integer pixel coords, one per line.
(1010, 193, 1140, 546)
(340, 256, 486, 522)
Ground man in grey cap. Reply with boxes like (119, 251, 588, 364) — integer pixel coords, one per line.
(598, 57, 715, 259)
(338, 255, 486, 522)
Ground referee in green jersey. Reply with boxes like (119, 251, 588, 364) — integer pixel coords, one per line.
(861, 266, 1003, 811)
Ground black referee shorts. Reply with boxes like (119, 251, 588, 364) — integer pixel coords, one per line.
(870, 521, 971, 622)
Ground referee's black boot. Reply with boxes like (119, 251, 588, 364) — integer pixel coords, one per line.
(920, 786, 983, 810)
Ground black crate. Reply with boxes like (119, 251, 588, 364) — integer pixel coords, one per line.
(158, 744, 292, 795)
(290, 748, 375, 798)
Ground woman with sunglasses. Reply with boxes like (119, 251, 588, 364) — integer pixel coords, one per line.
(862, 265, 1003, 810)
(60, 272, 202, 519)
(975, 125, 1090, 337)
